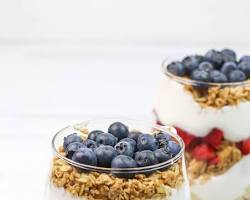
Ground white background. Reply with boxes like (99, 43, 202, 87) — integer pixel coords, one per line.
(0, 0, 250, 45)
(1, 1, 250, 199)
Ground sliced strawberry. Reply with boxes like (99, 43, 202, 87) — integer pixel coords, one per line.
(241, 138, 250, 155)
(204, 128, 224, 149)
(175, 127, 196, 148)
(208, 155, 220, 165)
(192, 143, 216, 161)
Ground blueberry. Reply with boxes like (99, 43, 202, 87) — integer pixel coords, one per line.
(182, 55, 202, 74)
(221, 49, 237, 62)
(209, 70, 228, 83)
(205, 49, 224, 67)
(96, 133, 118, 147)
(65, 142, 86, 159)
(111, 155, 137, 168)
(165, 141, 181, 157)
(229, 70, 247, 82)
(72, 148, 97, 166)
(111, 155, 137, 178)
(191, 70, 210, 82)
(198, 62, 214, 72)
(137, 134, 159, 151)
(154, 148, 172, 163)
(108, 122, 129, 141)
(128, 131, 142, 142)
(63, 133, 83, 150)
(87, 130, 103, 141)
(221, 62, 237, 76)
(167, 61, 186, 76)
(120, 138, 137, 151)
(114, 141, 134, 157)
(135, 150, 158, 167)
(239, 55, 250, 63)
(83, 139, 98, 151)
(94, 145, 117, 167)
(238, 62, 250, 78)
(154, 132, 171, 147)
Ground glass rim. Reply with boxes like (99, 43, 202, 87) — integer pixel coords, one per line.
(51, 117, 185, 174)
(162, 58, 250, 87)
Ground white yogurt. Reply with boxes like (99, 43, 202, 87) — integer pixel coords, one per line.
(191, 154, 250, 200)
(154, 78, 250, 142)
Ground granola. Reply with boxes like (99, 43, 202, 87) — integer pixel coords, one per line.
(51, 155, 183, 200)
(186, 141, 242, 183)
(184, 84, 250, 109)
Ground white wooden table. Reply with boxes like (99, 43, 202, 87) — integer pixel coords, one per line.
(1, 43, 250, 199)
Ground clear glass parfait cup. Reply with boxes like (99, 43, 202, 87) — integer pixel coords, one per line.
(44, 118, 190, 200)
(154, 59, 250, 200)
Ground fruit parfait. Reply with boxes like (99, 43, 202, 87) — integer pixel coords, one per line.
(45, 118, 190, 200)
(154, 49, 250, 200)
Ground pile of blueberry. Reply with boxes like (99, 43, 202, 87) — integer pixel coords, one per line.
(167, 49, 250, 83)
(63, 122, 181, 170)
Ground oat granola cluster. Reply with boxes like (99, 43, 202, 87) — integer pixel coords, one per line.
(184, 84, 250, 108)
(51, 155, 183, 200)
(186, 141, 242, 183)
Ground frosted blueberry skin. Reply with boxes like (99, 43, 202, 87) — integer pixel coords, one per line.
(182, 55, 203, 74)
(65, 142, 86, 159)
(166, 141, 181, 157)
(191, 70, 210, 82)
(239, 55, 250, 63)
(94, 145, 118, 167)
(205, 49, 224, 68)
(87, 130, 103, 141)
(72, 148, 97, 166)
(154, 148, 172, 163)
(83, 139, 98, 151)
(96, 133, 118, 147)
(221, 62, 237, 76)
(111, 155, 137, 178)
(128, 131, 142, 142)
(210, 70, 228, 83)
(167, 61, 186, 76)
(198, 62, 214, 73)
(154, 132, 171, 147)
(229, 70, 247, 82)
(221, 48, 237, 62)
(120, 138, 137, 151)
(115, 141, 134, 157)
(135, 150, 158, 167)
(137, 134, 159, 151)
(108, 122, 129, 141)
(238, 62, 250, 78)
(61, 121, 183, 174)
(63, 133, 83, 150)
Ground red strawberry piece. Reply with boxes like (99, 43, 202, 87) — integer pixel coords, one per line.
(192, 143, 216, 161)
(175, 127, 196, 148)
(156, 120, 162, 126)
(241, 138, 250, 155)
(208, 155, 220, 165)
(236, 141, 243, 149)
(204, 128, 224, 149)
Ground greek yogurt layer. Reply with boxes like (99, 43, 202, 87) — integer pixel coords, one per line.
(191, 154, 250, 200)
(155, 78, 250, 142)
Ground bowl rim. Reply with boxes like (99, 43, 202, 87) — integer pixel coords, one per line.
(51, 117, 185, 173)
(162, 58, 250, 87)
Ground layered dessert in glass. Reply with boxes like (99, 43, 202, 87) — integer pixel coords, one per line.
(154, 49, 250, 200)
(44, 118, 190, 200)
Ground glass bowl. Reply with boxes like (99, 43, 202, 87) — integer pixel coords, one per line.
(44, 118, 190, 200)
(154, 58, 250, 200)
